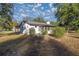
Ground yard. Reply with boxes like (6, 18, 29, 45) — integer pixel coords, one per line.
(59, 32, 79, 55)
(0, 3, 79, 56)
(0, 31, 79, 56)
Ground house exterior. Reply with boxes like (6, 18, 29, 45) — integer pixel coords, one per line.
(20, 21, 54, 35)
(12, 25, 20, 32)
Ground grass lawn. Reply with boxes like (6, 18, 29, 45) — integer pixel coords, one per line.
(0, 31, 23, 43)
(0, 31, 79, 56)
(58, 32, 79, 55)
(0, 31, 14, 35)
(0, 34, 22, 43)
(0, 31, 32, 56)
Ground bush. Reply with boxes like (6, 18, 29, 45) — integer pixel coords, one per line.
(29, 28, 35, 36)
(0, 26, 3, 31)
(53, 27, 65, 38)
(76, 29, 79, 33)
(42, 29, 48, 35)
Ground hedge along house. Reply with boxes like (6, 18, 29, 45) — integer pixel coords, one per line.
(20, 21, 55, 35)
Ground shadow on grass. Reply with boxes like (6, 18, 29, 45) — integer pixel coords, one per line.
(68, 32, 79, 39)
(5, 32, 21, 35)
(69, 35, 79, 39)
(0, 34, 28, 56)
(25, 36, 77, 56)
(47, 39, 76, 56)
(0, 32, 21, 36)
(25, 36, 43, 56)
(0, 35, 77, 56)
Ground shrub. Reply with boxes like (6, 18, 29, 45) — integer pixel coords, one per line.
(0, 26, 3, 31)
(76, 29, 79, 33)
(42, 29, 48, 35)
(53, 27, 65, 38)
(29, 28, 35, 36)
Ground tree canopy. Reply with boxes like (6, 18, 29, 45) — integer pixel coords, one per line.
(56, 4, 79, 30)
(0, 3, 14, 30)
(33, 17, 46, 23)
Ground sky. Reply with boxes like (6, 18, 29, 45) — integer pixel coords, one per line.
(13, 3, 57, 22)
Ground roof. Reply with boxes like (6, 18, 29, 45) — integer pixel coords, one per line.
(27, 22, 55, 27)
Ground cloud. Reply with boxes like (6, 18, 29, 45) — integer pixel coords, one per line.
(26, 9, 30, 12)
(44, 16, 51, 20)
(34, 3, 42, 8)
(32, 7, 36, 12)
(27, 4, 34, 7)
(41, 7, 44, 10)
(31, 3, 43, 16)
(37, 3, 41, 7)
(13, 15, 17, 18)
(19, 9, 23, 12)
(51, 7, 57, 13)
(18, 3, 24, 4)
(49, 3, 53, 7)
(42, 12, 45, 16)
(51, 7, 57, 11)
(21, 13, 26, 17)
(13, 3, 57, 21)
(47, 10, 51, 13)
(13, 15, 21, 21)
(14, 7, 17, 10)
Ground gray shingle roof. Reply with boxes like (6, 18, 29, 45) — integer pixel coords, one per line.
(27, 22, 55, 27)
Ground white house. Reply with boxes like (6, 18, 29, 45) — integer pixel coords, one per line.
(20, 21, 54, 35)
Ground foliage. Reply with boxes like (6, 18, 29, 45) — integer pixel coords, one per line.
(56, 4, 79, 30)
(50, 21, 59, 26)
(33, 17, 46, 23)
(12, 21, 18, 27)
(42, 29, 48, 35)
(0, 4, 13, 30)
(69, 20, 79, 30)
(29, 28, 35, 36)
(0, 26, 3, 31)
(76, 29, 79, 33)
(0, 18, 13, 30)
(53, 27, 65, 38)
(0, 4, 13, 19)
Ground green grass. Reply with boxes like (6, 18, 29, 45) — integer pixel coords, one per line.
(0, 31, 14, 35)
(58, 32, 79, 55)
(0, 34, 23, 44)
(53, 27, 65, 38)
(0, 33, 30, 55)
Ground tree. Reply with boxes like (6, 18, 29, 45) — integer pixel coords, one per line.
(0, 18, 13, 30)
(56, 4, 79, 30)
(0, 4, 13, 20)
(0, 3, 14, 30)
(50, 21, 59, 26)
(12, 21, 18, 27)
(33, 17, 46, 23)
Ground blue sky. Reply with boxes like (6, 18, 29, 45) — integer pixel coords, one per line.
(13, 3, 57, 22)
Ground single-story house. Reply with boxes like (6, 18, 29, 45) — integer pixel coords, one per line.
(20, 21, 55, 35)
